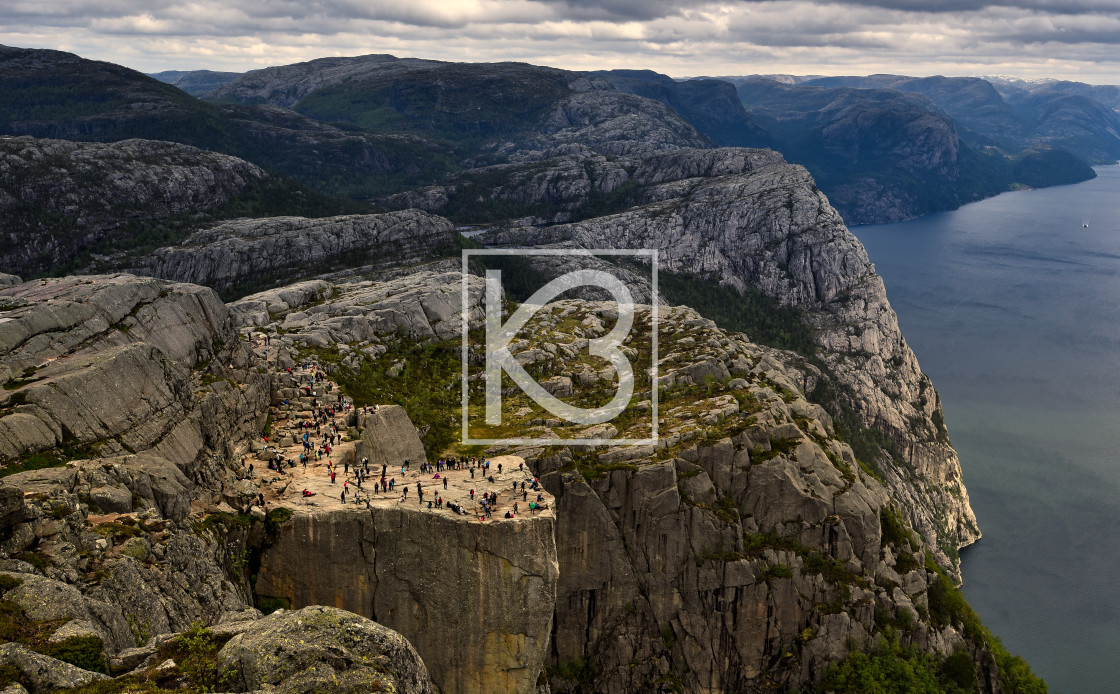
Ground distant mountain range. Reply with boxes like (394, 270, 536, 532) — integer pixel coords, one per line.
(1, 44, 1116, 233)
(152, 60, 1120, 225)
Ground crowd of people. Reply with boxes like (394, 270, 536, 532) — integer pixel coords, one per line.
(245, 360, 550, 522)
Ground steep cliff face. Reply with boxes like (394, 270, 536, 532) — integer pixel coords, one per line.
(736, 79, 979, 224)
(0, 137, 269, 276)
(255, 506, 558, 694)
(477, 148, 979, 573)
(125, 209, 457, 296)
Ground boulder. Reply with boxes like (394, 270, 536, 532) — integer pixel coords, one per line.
(216, 605, 435, 694)
(356, 405, 428, 468)
(0, 643, 108, 692)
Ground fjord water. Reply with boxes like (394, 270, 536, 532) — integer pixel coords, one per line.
(852, 166, 1120, 694)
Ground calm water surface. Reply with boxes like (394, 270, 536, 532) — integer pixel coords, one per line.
(852, 166, 1120, 694)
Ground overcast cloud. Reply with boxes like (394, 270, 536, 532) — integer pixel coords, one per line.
(2, 0, 1119, 83)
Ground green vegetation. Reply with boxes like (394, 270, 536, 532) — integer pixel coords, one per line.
(757, 563, 793, 581)
(1012, 146, 1096, 189)
(294, 64, 572, 151)
(566, 451, 639, 482)
(266, 507, 293, 524)
(0, 592, 108, 680)
(818, 632, 975, 694)
(658, 271, 817, 358)
(742, 531, 805, 558)
(159, 622, 236, 691)
(308, 340, 462, 458)
(880, 506, 919, 551)
(255, 595, 291, 615)
(903, 552, 1048, 693)
(749, 437, 800, 463)
(0, 437, 108, 478)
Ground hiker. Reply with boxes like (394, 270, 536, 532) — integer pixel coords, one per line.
(443, 477, 448, 489)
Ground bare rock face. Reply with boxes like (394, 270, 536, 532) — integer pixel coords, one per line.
(0, 136, 270, 276)
(0, 273, 271, 663)
(356, 405, 428, 469)
(254, 504, 559, 694)
(216, 605, 436, 694)
(455, 302, 961, 692)
(0, 274, 269, 482)
(129, 210, 458, 296)
(479, 148, 979, 573)
(230, 266, 486, 346)
(0, 482, 26, 529)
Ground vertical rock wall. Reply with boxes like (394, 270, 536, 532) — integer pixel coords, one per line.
(255, 506, 559, 694)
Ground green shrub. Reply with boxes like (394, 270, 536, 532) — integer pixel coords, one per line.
(256, 596, 291, 615)
(42, 635, 107, 674)
(266, 507, 293, 524)
(880, 506, 918, 550)
(758, 563, 793, 581)
(160, 622, 235, 690)
(819, 632, 963, 693)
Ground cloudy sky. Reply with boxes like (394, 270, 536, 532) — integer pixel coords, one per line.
(2, 0, 1119, 83)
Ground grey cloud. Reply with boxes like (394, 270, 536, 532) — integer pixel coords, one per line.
(1, 0, 1119, 83)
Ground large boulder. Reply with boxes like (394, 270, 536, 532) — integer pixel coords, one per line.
(0, 643, 107, 692)
(216, 605, 435, 694)
(356, 405, 428, 468)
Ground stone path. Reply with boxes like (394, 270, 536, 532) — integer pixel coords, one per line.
(244, 356, 553, 523)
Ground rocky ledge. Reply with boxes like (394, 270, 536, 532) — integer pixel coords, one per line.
(128, 209, 458, 296)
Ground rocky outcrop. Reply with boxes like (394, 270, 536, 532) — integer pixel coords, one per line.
(384, 145, 783, 224)
(254, 500, 558, 693)
(477, 149, 978, 574)
(217, 605, 436, 694)
(0, 275, 268, 483)
(127, 210, 457, 296)
(230, 266, 486, 346)
(0, 136, 269, 276)
(0, 643, 107, 692)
